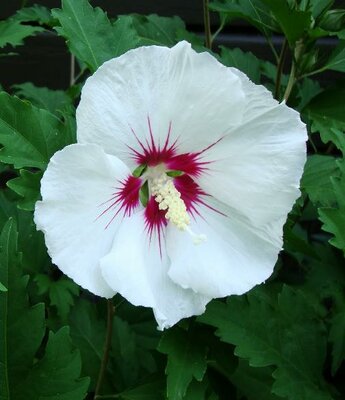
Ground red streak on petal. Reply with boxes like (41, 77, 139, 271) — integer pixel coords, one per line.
(97, 175, 141, 228)
(167, 153, 209, 177)
(174, 175, 206, 215)
(144, 196, 167, 256)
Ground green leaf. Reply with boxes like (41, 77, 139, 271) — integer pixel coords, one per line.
(199, 285, 333, 400)
(319, 9, 345, 32)
(14, 4, 54, 26)
(131, 14, 185, 46)
(0, 92, 72, 170)
(311, 117, 345, 153)
(210, 0, 275, 37)
(119, 380, 165, 400)
(301, 155, 341, 206)
(0, 19, 44, 48)
(52, 0, 138, 72)
(13, 82, 72, 114)
(0, 219, 45, 399)
(159, 327, 208, 400)
(69, 299, 114, 391)
(261, 0, 312, 45)
(220, 46, 261, 84)
(111, 312, 160, 390)
(231, 360, 280, 400)
(321, 40, 345, 72)
(7, 169, 42, 211)
(319, 160, 345, 254)
(306, 83, 345, 127)
(35, 274, 80, 319)
(0, 281, 7, 292)
(329, 311, 345, 375)
(13, 327, 90, 400)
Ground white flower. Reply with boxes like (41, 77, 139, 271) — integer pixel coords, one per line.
(34, 41, 307, 329)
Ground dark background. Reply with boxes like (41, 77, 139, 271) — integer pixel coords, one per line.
(0, 0, 341, 91)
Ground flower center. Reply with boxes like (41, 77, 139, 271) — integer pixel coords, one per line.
(150, 173, 206, 245)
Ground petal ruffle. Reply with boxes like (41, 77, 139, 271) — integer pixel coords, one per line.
(100, 211, 210, 329)
(166, 201, 280, 298)
(196, 70, 307, 227)
(34, 143, 132, 297)
(77, 41, 246, 168)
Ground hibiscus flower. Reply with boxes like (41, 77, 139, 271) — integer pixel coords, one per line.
(35, 41, 306, 329)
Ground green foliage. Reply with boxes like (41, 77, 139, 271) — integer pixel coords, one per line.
(159, 327, 208, 400)
(35, 274, 80, 320)
(0, 220, 89, 400)
(52, 0, 139, 72)
(0, 92, 73, 170)
(14, 5, 54, 26)
(210, 0, 275, 37)
(0, 219, 45, 400)
(132, 14, 185, 46)
(220, 46, 261, 83)
(260, 0, 312, 45)
(1, 0, 345, 399)
(199, 285, 334, 400)
(6, 169, 42, 211)
(319, 160, 345, 254)
(301, 155, 340, 206)
(13, 82, 72, 114)
(0, 19, 43, 48)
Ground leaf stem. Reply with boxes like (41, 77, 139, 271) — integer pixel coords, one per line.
(274, 39, 288, 100)
(94, 299, 115, 400)
(203, 0, 212, 50)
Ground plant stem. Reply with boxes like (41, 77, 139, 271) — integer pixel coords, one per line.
(203, 0, 212, 50)
(283, 39, 304, 102)
(274, 39, 288, 100)
(70, 54, 75, 86)
(94, 299, 115, 400)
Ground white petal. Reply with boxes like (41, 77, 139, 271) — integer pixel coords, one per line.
(77, 41, 246, 168)
(166, 201, 281, 298)
(34, 144, 132, 297)
(196, 72, 307, 227)
(100, 211, 210, 329)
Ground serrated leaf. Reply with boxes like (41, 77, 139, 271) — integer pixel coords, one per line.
(159, 327, 208, 400)
(7, 169, 42, 211)
(14, 4, 53, 26)
(301, 155, 341, 206)
(210, 0, 275, 37)
(52, 0, 138, 72)
(0, 219, 45, 399)
(321, 40, 345, 72)
(261, 0, 312, 45)
(131, 14, 185, 46)
(220, 46, 261, 83)
(319, 161, 345, 254)
(231, 360, 280, 400)
(199, 285, 333, 400)
(311, 117, 345, 153)
(0, 20, 44, 48)
(13, 82, 72, 114)
(0, 92, 72, 170)
(35, 274, 79, 319)
(13, 327, 90, 400)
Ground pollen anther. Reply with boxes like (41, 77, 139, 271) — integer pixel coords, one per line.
(151, 175, 190, 231)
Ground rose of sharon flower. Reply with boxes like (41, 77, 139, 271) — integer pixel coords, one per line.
(35, 41, 306, 329)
